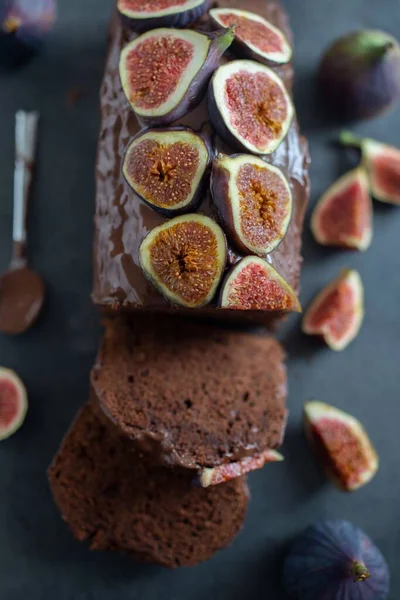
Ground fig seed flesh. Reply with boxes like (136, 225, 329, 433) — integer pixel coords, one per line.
(0, 367, 28, 441)
(211, 154, 292, 255)
(199, 449, 283, 487)
(311, 167, 372, 250)
(304, 401, 378, 491)
(220, 256, 301, 312)
(209, 60, 294, 154)
(139, 214, 227, 308)
(210, 8, 292, 65)
(302, 269, 364, 351)
(123, 128, 210, 214)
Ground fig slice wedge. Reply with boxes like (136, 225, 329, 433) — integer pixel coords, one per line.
(210, 7, 292, 66)
(220, 256, 301, 312)
(341, 131, 400, 206)
(208, 59, 294, 155)
(139, 214, 227, 308)
(118, 0, 210, 32)
(302, 269, 364, 351)
(119, 27, 234, 127)
(304, 401, 379, 491)
(211, 154, 292, 256)
(311, 168, 372, 250)
(0, 367, 28, 441)
(198, 449, 284, 488)
(123, 127, 211, 216)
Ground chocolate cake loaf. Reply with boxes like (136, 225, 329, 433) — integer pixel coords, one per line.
(92, 0, 310, 323)
(49, 404, 249, 568)
(90, 316, 287, 470)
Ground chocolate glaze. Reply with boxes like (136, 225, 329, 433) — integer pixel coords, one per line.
(0, 265, 44, 335)
(92, 0, 310, 323)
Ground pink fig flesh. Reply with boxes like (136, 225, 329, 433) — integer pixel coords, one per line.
(304, 401, 378, 491)
(341, 131, 400, 205)
(211, 154, 292, 256)
(311, 168, 372, 250)
(209, 7, 292, 65)
(220, 256, 301, 312)
(118, 0, 210, 31)
(302, 269, 364, 351)
(0, 368, 28, 441)
(199, 449, 283, 487)
(209, 59, 294, 155)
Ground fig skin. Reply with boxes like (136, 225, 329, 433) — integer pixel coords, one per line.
(341, 131, 400, 206)
(304, 401, 379, 492)
(122, 127, 211, 216)
(220, 256, 301, 313)
(302, 268, 364, 351)
(0, 367, 28, 441)
(211, 153, 292, 256)
(284, 519, 389, 600)
(319, 30, 400, 120)
(209, 7, 292, 66)
(198, 449, 283, 487)
(139, 214, 227, 308)
(117, 0, 211, 32)
(208, 59, 294, 155)
(119, 27, 235, 127)
(311, 167, 373, 250)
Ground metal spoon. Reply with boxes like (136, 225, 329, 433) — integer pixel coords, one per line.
(0, 111, 44, 335)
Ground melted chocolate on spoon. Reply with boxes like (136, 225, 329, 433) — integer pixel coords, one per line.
(0, 112, 44, 335)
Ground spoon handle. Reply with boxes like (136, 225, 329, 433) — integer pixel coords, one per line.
(12, 111, 39, 265)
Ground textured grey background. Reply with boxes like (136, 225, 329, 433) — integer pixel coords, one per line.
(0, 0, 399, 598)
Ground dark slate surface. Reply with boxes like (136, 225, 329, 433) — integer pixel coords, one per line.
(0, 0, 399, 598)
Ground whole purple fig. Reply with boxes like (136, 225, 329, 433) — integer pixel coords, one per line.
(283, 519, 389, 600)
(0, 0, 56, 69)
(319, 30, 400, 120)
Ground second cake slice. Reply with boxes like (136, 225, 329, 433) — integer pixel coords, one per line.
(91, 316, 287, 472)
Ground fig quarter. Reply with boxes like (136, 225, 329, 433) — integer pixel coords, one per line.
(0, 367, 28, 441)
(118, 0, 211, 31)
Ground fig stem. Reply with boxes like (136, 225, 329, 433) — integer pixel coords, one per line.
(351, 561, 370, 582)
(339, 130, 364, 149)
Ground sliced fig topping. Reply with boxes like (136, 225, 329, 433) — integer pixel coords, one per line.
(210, 7, 292, 66)
(341, 131, 400, 206)
(304, 401, 378, 491)
(199, 449, 283, 487)
(302, 269, 364, 351)
(139, 214, 227, 307)
(0, 367, 28, 441)
(311, 167, 373, 250)
(220, 256, 301, 312)
(118, 0, 210, 31)
(123, 128, 210, 215)
(120, 27, 234, 127)
(211, 154, 292, 255)
(208, 59, 294, 155)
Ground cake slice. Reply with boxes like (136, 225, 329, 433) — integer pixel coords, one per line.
(91, 316, 287, 470)
(48, 403, 249, 568)
(92, 0, 310, 324)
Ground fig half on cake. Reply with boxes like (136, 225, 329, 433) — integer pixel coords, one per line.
(117, 0, 211, 31)
(120, 27, 234, 126)
(123, 127, 211, 216)
(211, 154, 292, 255)
(139, 214, 227, 308)
(208, 59, 294, 154)
(210, 7, 292, 66)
